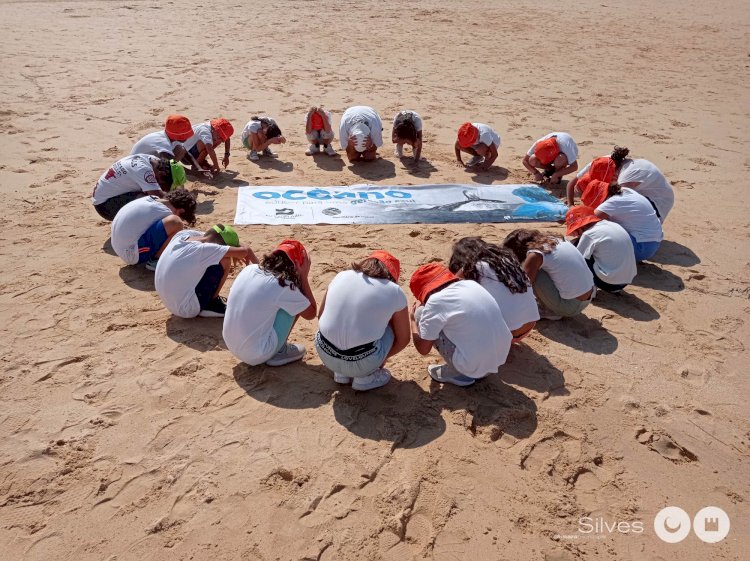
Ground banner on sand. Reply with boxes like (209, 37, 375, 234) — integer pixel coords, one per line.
(234, 183, 567, 225)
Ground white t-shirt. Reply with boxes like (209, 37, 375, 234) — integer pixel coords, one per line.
(318, 270, 407, 349)
(183, 123, 213, 151)
(130, 131, 180, 158)
(475, 261, 540, 331)
(155, 230, 229, 318)
(392, 110, 423, 132)
(576, 220, 637, 285)
(223, 265, 311, 365)
(528, 132, 578, 164)
(529, 240, 594, 299)
(111, 196, 172, 265)
(597, 188, 663, 243)
(339, 106, 384, 149)
(241, 118, 277, 143)
(91, 155, 159, 205)
(473, 123, 501, 148)
(418, 280, 511, 378)
(617, 159, 674, 222)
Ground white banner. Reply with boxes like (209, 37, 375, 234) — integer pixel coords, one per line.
(234, 183, 567, 225)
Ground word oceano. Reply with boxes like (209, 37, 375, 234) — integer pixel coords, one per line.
(252, 189, 413, 201)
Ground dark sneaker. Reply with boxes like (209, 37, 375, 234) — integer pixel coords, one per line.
(198, 297, 226, 318)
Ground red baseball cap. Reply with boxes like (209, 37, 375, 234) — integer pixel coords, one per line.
(534, 136, 561, 166)
(275, 239, 307, 268)
(369, 250, 400, 282)
(210, 118, 234, 142)
(581, 179, 610, 208)
(565, 206, 601, 236)
(165, 114, 193, 142)
(457, 122, 479, 148)
(409, 263, 458, 305)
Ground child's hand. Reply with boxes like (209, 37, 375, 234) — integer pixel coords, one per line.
(455, 160, 466, 168)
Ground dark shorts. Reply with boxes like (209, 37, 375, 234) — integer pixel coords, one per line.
(136, 219, 168, 264)
(195, 264, 225, 309)
(586, 257, 628, 293)
(93, 191, 142, 221)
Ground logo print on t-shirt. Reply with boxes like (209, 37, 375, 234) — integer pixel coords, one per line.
(144, 172, 157, 184)
(104, 168, 116, 180)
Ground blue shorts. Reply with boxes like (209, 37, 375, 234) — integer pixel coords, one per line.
(137, 219, 168, 264)
(629, 234, 661, 262)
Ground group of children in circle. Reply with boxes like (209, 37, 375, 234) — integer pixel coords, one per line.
(92, 108, 676, 390)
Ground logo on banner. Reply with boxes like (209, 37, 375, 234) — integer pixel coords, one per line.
(322, 208, 342, 216)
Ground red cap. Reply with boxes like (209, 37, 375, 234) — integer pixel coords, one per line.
(369, 250, 400, 282)
(165, 114, 193, 142)
(409, 263, 458, 305)
(565, 206, 602, 236)
(581, 179, 609, 208)
(210, 118, 234, 142)
(534, 136, 560, 166)
(275, 239, 307, 268)
(457, 122, 479, 148)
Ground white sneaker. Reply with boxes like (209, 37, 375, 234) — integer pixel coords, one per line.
(466, 155, 484, 167)
(305, 144, 320, 156)
(352, 368, 391, 391)
(248, 150, 259, 161)
(394, 145, 403, 158)
(324, 144, 337, 156)
(333, 373, 353, 384)
(427, 364, 476, 386)
(266, 342, 305, 366)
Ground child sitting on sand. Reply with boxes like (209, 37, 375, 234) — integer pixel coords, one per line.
(110, 189, 197, 270)
(304, 107, 336, 156)
(223, 240, 317, 367)
(409, 263, 512, 387)
(523, 132, 579, 185)
(503, 229, 595, 320)
(315, 251, 410, 391)
(448, 237, 539, 342)
(242, 116, 286, 161)
(455, 122, 500, 171)
(155, 224, 256, 318)
(392, 110, 423, 162)
(183, 118, 234, 175)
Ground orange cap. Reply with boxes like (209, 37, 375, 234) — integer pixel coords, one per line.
(589, 156, 617, 184)
(409, 263, 458, 305)
(275, 239, 307, 268)
(369, 250, 400, 282)
(165, 114, 193, 142)
(581, 179, 609, 208)
(457, 122, 479, 148)
(534, 136, 560, 166)
(565, 206, 601, 236)
(210, 118, 234, 142)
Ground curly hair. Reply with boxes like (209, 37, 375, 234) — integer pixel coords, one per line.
(611, 146, 630, 169)
(261, 250, 300, 290)
(449, 237, 530, 294)
(166, 188, 197, 225)
(503, 229, 560, 263)
(351, 257, 393, 281)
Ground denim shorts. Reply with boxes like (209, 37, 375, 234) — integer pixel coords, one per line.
(315, 326, 394, 378)
(136, 219, 168, 264)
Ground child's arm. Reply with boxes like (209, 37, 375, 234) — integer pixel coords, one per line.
(321, 110, 333, 134)
(550, 159, 578, 183)
(386, 308, 411, 359)
(522, 252, 543, 284)
(221, 139, 231, 169)
(565, 176, 579, 206)
(454, 141, 464, 166)
(480, 143, 498, 170)
(225, 246, 258, 265)
(305, 108, 314, 135)
(413, 131, 423, 162)
(523, 154, 544, 181)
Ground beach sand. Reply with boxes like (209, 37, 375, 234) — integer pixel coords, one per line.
(0, 0, 748, 559)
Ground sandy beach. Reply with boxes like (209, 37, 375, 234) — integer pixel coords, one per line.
(0, 0, 748, 559)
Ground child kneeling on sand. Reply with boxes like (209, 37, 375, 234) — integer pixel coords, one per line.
(183, 118, 234, 174)
(409, 263, 512, 387)
(241, 116, 286, 161)
(455, 122, 500, 171)
(315, 251, 410, 391)
(305, 107, 336, 156)
(448, 237, 539, 342)
(110, 189, 197, 270)
(155, 224, 256, 318)
(223, 240, 317, 367)
(503, 229, 595, 320)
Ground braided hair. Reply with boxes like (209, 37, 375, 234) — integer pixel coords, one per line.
(260, 250, 300, 290)
(449, 237, 530, 294)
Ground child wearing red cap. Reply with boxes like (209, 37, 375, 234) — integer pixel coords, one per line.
(305, 107, 336, 156)
(182, 118, 234, 174)
(223, 240, 317, 367)
(448, 237, 539, 342)
(131, 116, 213, 179)
(565, 146, 630, 206)
(523, 132, 579, 185)
(242, 116, 286, 161)
(503, 229, 595, 320)
(315, 251, 410, 391)
(409, 263, 512, 387)
(565, 207, 637, 293)
(454, 122, 500, 171)
(155, 224, 257, 318)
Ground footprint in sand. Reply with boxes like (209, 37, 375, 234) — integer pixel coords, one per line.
(635, 428, 698, 463)
(689, 157, 716, 167)
(520, 431, 582, 475)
